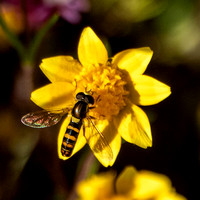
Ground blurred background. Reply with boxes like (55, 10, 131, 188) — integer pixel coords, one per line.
(0, 0, 200, 199)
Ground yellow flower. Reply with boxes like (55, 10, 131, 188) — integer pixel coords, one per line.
(31, 27, 171, 167)
(76, 166, 187, 200)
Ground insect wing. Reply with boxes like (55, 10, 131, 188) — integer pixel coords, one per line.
(84, 117, 113, 162)
(21, 110, 65, 128)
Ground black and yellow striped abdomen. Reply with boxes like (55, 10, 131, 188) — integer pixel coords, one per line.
(61, 119, 82, 157)
(61, 94, 93, 157)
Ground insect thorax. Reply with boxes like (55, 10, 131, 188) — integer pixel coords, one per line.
(71, 101, 89, 119)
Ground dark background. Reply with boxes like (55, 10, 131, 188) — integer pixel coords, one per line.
(0, 0, 200, 199)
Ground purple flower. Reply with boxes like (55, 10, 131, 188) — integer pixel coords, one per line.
(3, 0, 90, 28)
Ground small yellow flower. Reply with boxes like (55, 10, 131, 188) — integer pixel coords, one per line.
(76, 166, 187, 200)
(31, 27, 171, 167)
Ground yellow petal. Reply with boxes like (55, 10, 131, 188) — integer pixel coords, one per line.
(57, 115, 86, 160)
(40, 56, 82, 83)
(76, 171, 115, 200)
(157, 193, 187, 200)
(85, 119, 121, 167)
(31, 82, 75, 111)
(114, 104, 152, 148)
(78, 27, 108, 68)
(116, 166, 137, 195)
(130, 170, 172, 199)
(112, 47, 153, 75)
(130, 75, 171, 105)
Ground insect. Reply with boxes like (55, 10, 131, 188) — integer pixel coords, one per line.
(21, 92, 113, 161)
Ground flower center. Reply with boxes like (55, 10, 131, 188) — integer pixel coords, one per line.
(74, 63, 129, 121)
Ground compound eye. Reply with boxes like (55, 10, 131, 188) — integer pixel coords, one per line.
(76, 92, 85, 100)
(85, 95, 94, 105)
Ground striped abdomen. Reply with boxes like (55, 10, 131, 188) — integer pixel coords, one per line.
(61, 118, 82, 157)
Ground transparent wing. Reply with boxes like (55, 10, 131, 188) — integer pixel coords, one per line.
(83, 117, 113, 161)
(21, 109, 69, 128)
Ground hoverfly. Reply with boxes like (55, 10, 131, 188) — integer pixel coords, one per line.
(21, 92, 113, 161)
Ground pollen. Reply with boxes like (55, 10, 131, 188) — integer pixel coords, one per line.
(74, 62, 129, 120)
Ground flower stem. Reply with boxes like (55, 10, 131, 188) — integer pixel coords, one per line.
(0, 11, 26, 60)
(68, 151, 100, 200)
(12, 63, 34, 109)
(28, 14, 59, 64)
(0, 8, 59, 65)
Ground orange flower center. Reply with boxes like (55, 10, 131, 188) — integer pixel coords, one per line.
(74, 63, 129, 120)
